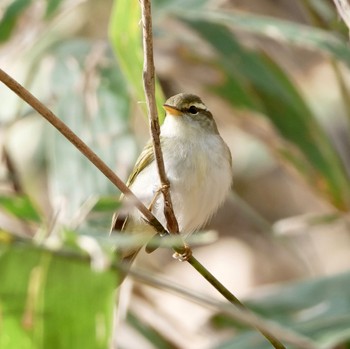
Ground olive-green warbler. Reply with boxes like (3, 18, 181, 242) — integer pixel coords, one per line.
(111, 93, 232, 264)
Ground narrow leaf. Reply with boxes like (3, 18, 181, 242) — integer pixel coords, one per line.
(175, 9, 350, 67)
(109, 0, 165, 122)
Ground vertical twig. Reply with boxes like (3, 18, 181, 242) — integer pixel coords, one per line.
(139, 0, 182, 238)
(138, 1, 287, 348)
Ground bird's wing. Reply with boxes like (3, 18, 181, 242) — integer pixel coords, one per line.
(125, 140, 154, 188)
(110, 140, 155, 233)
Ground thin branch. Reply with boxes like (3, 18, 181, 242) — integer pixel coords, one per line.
(126, 266, 317, 349)
(186, 255, 287, 349)
(139, 1, 286, 348)
(0, 66, 285, 347)
(140, 0, 182, 239)
(0, 68, 165, 236)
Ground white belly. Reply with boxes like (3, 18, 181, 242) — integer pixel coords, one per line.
(129, 133, 232, 236)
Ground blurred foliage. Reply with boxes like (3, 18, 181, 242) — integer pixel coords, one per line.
(0, 231, 117, 349)
(181, 17, 350, 209)
(127, 312, 179, 349)
(47, 39, 133, 220)
(213, 270, 350, 348)
(109, 0, 165, 121)
(1, 0, 350, 348)
(0, 194, 41, 222)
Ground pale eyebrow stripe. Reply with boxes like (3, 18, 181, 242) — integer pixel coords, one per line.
(191, 102, 208, 111)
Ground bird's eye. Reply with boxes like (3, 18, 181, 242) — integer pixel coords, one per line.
(188, 106, 198, 114)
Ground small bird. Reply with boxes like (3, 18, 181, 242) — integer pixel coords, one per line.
(111, 93, 232, 266)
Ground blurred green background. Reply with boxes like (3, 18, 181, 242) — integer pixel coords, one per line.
(1, 0, 350, 348)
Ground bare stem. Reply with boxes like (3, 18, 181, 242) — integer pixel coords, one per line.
(187, 255, 287, 349)
(0, 68, 165, 235)
(140, 0, 181, 238)
(126, 265, 316, 349)
(138, 1, 286, 348)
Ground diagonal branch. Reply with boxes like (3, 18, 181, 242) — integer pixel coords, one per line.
(0, 68, 166, 236)
(126, 266, 316, 349)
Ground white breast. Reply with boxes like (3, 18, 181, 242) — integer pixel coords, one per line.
(129, 115, 232, 237)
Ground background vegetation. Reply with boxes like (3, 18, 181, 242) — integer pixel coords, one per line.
(1, 0, 350, 348)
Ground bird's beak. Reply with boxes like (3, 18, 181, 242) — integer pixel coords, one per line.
(163, 104, 182, 116)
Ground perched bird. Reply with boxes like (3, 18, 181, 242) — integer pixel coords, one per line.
(111, 93, 232, 267)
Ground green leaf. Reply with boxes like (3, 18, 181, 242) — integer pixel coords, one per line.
(0, 238, 117, 349)
(0, 0, 32, 42)
(0, 195, 41, 222)
(109, 0, 165, 122)
(179, 18, 350, 209)
(214, 271, 350, 349)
